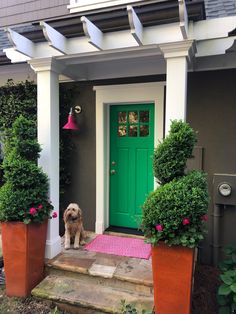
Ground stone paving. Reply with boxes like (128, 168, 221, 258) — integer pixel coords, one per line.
(49, 232, 153, 287)
(33, 231, 154, 313)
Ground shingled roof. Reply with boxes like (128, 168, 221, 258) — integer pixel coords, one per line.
(205, 0, 236, 18)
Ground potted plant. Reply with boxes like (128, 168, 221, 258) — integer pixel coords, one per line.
(0, 115, 57, 297)
(142, 120, 209, 314)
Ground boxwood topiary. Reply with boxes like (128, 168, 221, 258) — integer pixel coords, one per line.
(142, 171, 209, 247)
(142, 120, 209, 248)
(0, 116, 54, 224)
(153, 120, 197, 185)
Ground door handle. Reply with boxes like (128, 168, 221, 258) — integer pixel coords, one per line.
(110, 169, 116, 175)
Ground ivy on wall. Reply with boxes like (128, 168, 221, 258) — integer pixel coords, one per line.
(0, 79, 37, 130)
(0, 79, 76, 198)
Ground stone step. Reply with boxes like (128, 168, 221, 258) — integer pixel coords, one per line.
(32, 274, 154, 314)
(47, 267, 152, 296)
(46, 250, 153, 296)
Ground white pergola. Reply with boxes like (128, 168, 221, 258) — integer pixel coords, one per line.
(3, 0, 236, 259)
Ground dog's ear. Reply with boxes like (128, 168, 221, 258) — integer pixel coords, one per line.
(63, 208, 69, 223)
(78, 207, 82, 218)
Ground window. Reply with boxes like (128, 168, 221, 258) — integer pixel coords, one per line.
(117, 110, 150, 138)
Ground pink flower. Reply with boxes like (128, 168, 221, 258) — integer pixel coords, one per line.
(201, 214, 208, 221)
(38, 204, 43, 209)
(155, 224, 163, 232)
(29, 207, 37, 215)
(52, 212, 57, 218)
(182, 218, 190, 225)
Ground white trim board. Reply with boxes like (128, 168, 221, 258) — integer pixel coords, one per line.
(68, 0, 145, 13)
(94, 82, 165, 234)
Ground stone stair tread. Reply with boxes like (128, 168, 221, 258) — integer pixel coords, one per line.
(32, 274, 154, 314)
(47, 250, 153, 287)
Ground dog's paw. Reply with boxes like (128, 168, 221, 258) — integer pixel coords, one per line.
(73, 245, 80, 250)
(80, 240, 86, 246)
(65, 245, 70, 250)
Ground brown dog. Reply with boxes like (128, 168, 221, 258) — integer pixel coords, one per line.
(63, 203, 86, 250)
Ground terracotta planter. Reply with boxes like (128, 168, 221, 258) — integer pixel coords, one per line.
(1, 221, 48, 297)
(152, 243, 195, 314)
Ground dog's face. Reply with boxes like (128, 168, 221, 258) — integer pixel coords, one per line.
(63, 203, 82, 223)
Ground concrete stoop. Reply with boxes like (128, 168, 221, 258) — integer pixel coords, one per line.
(32, 234, 154, 314)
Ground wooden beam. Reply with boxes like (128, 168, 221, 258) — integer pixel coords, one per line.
(3, 47, 31, 63)
(196, 37, 236, 57)
(178, 0, 188, 40)
(81, 16, 103, 50)
(5, 28, 35, 58)
(127, 5, 143, 46)
(40, 22, 67, 55)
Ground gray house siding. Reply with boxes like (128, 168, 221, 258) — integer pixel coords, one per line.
(205, 0, 236, 18)
(1, 0, 236, 28)
(60, 83, 96, 234)
(0, 0, 69, 27)
(187, 69, 236, 264)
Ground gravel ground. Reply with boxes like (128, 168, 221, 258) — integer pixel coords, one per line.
(0, 263, 220, 314)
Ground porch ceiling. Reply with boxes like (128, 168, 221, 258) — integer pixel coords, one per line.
(61, 50, 166, 80)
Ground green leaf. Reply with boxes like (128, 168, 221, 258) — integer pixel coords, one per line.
(219, 306, 230, 314)
(217, 295, 228, 306)
(225, 270, 236, 277)
(220, 274, 234, 285)
(219, 262, 229, 272)
(189, 238, 195, 243)
(218, 284, 232, 296)
(232, 254, 236, 263)
(23, 218, 31, 224)
(230, 283, 236, 293)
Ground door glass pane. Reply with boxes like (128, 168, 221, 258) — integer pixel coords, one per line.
(140, 125, 149, 137)
(118, 125, 127, 137)
(118, 112, 127, 123)
(140, 111, 149, 123)
(129, 111, 138, 123)
(128, 125, 138, 137)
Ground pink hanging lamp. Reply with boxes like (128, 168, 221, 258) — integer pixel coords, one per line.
(63, 106, 81, 130)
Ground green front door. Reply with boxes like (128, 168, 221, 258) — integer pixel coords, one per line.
(109, 104, 154, 229)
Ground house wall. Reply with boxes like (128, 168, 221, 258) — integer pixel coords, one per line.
(187, 69, 236, 264)
(0, 64, 36, 86)
(60, 83, 96, 234)
(0, 0, 69, 27)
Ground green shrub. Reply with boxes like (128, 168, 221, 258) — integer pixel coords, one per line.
(120, 300, 151, 314)
(0, 80, 75, 199)
(0, 79, 37, 131)
(0, 116, 54, 224)
(142, 120, 209, 248)
(153, 120, 196, 185)
(142, 171, 208, 247)
(217, 245, 236, 314)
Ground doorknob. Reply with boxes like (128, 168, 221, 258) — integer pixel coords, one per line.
(110, 169, 116, 175)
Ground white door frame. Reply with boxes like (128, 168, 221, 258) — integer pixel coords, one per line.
(94, 82, 165, 234)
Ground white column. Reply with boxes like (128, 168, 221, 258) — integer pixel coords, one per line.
(160, 40, 195, 135)
(29, 57, 64, 259)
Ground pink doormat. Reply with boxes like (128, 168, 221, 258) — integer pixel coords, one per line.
(85, 234, 151, 259)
